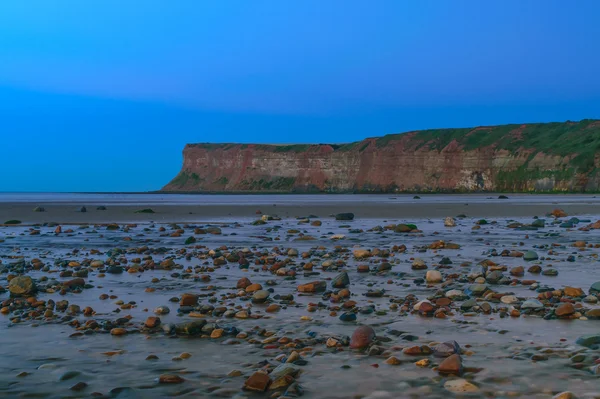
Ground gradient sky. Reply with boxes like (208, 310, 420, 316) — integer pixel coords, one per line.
(1, 1, 600, 192)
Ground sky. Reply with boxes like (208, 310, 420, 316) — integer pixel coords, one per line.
(1, 1, 600, 192)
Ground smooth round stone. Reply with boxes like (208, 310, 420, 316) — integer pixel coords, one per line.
(465, 284, 488, 297)
(555, 303, 575, 317)
(350, 325, 376, 349)
(8, 276, 36, 296)
(589, 281, 600, 295)
(575, 334, 600, 348)
(425, 270, 442, 283)
(359, 306, 375, 314)
(523, 250, 539, 261)
(237, 277, 252, 289)
(500, 295, 518, 304)
(583, 295, 598, 304)
(287, 248, 298, 256)
(106, 266, 123, 274)
(542, 268, 558, 276)
(339, 312, 357, 322)
(510, 266, 524, 276)
(445, 289, 464, 299)
(413, 300, 433, 311)
(252, 290, 270, 304)
(486, 270, 503, 284)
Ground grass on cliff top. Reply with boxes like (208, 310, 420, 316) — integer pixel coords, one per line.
(187, 120, 600, 171)
(376, 119, 600, 153)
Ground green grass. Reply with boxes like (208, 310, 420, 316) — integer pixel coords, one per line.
(373, 120, 600, 154)
(273, 144, 312, 152)
(188, 120, 600, 160)
(170, 171, 189, 187)
(242, 177, 297, 191)
(169, 171, 203, 188)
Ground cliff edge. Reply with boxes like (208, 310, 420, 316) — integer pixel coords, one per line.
(163, 119, 600, 193)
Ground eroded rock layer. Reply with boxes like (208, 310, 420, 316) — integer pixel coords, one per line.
(163, 120, 600, 192)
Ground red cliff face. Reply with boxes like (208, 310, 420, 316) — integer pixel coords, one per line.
(163, 120, 600, 193)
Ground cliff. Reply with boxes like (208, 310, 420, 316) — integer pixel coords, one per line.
(163, 119, 600, 193)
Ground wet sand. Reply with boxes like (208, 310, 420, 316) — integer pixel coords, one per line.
(1, 195, 599, 398)
(1, 195, 600, 224)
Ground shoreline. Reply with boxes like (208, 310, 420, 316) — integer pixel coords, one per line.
(0, 201, 598, 224)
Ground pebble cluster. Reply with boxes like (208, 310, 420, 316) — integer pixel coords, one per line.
(0, 209, 599, 398)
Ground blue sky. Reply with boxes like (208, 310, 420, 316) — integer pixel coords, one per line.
(1, 1, 599, 192)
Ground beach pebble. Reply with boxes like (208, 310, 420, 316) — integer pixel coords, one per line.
(252, 290, 270, 303)
(154, 306, 170, 315)
(332, 272, 350, 288)
(523, 250, 539, 261)
(9, 276, 36, 296)
(444, 379, 479, 393)
(501, 295, 518, 304)
(244, 371, 271, 392)
(437, 354, 463, 375)
(555, 303, 575, 317)
(350, 326, 376, 349)
(433, 341, 461, 358)
(425, 270, 442, 283)
(412, 259, 427, 270)
(444, 217, 456, 227)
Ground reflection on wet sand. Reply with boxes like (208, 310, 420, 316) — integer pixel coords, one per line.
(0, 202, 599, 398)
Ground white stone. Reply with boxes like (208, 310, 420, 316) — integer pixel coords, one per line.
(500, 295, 518, 304)
(446, 289, 464, 299)
(444, 217, 456, 227)
(425, 270, 442, 283)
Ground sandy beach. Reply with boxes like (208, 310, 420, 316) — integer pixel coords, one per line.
(1, 193, 600, 224)
(1, 193, 600, 398)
